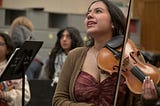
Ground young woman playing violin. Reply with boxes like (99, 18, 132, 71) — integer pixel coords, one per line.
(52, 0, 159, 106)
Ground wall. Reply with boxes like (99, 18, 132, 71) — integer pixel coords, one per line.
(0, 8, 87, 61)
(0, 0, 131, 61)
(2, 0, 93, 14)
(2, 0, 129, 15)
(133, 0, 160, 53)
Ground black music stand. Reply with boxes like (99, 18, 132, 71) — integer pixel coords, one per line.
(0, 41, 43, 106)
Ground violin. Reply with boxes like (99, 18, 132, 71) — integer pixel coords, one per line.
(97, 35, 160, 95)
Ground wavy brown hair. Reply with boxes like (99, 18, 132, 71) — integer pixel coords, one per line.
(0, 32, 15, 60)
(46, 27, 84, 79)
(86, 0, 126, 47)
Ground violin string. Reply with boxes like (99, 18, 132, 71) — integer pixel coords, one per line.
(93, 46, 99, 57)
(131, 66, 145, 82)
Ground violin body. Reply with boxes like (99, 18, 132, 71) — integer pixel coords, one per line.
(97, 39, 160, 94)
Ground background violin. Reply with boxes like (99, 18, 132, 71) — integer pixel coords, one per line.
(97, 35, 160, 95)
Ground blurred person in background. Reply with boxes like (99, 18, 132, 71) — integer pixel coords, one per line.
(0, 32, 30, 106)
(39, 27, 84, 92)
(9, 16, 43, 80)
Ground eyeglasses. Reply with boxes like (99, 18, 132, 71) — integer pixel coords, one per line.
(0, 42, 6, 46)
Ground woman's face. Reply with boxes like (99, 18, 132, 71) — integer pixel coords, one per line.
(0, 36, 8, 61)
(60, 30, 72, 52)
(84, 1, 113, 36)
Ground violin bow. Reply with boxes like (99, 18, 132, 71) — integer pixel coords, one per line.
(113, 0, 133, 105)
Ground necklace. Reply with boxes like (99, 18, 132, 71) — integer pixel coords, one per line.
(92, 46, 106, 74)
(92, 46, 98, 58)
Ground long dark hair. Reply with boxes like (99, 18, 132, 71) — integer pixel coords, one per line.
(86, 0, 126, 46)
(0, 32, 15, 60)
(46, 27, 84, 79)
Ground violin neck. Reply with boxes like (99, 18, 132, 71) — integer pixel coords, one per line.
(131, 66, 145, 82)
(131, 66, 160, 97)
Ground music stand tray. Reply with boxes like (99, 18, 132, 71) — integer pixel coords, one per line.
(0, 41, 43, 81)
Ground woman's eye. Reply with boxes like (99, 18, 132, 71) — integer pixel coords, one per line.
(95, 9, 102, 13)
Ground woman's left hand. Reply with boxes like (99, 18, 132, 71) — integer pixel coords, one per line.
(142, 76, 158, 103)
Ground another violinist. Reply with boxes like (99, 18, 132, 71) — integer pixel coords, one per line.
(52, 0, 159, 106)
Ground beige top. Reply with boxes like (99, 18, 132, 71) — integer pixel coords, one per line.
(0, 59, 30, 106)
